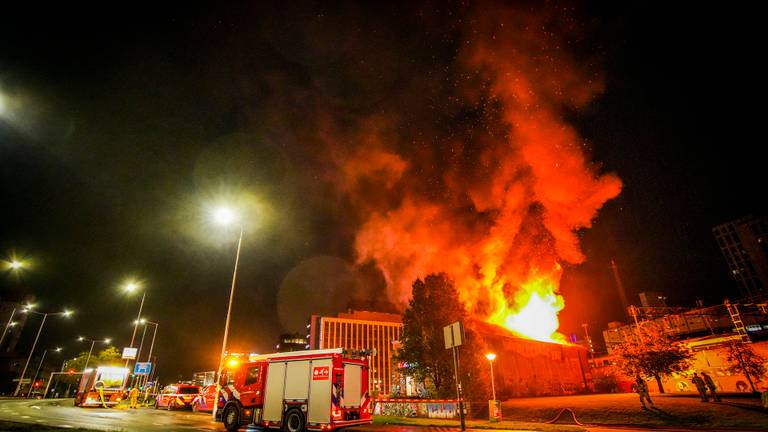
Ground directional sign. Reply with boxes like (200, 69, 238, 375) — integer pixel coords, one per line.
(122, 347, 138, 359)
(134, 362, 152, 375)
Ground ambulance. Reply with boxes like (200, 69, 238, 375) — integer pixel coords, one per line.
(217, 348, 372, 432)
(74, 366, 129, 407)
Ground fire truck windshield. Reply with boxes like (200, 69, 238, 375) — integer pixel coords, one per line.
(96, 368, 127, 389)
(178, 387, 200, 394)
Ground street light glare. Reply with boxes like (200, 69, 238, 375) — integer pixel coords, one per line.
(78, 336, 84, 341)
(213, 207, 237, 226)
(10, 260, 23, 269)
(62, 310, 72, 317)
(125, 282, 139, 292)
(104, 338, 111, 344)
(485, 353, 497, 361)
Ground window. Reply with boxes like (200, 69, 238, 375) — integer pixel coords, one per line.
(245, 366, 260, 386)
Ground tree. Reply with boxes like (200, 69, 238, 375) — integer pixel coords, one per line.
(612, 322, 693, 393)
(66, 346, 123, 372)
(726, 340, 766, 393)
(395, 273, 487, 399)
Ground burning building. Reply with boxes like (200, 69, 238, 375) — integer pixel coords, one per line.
(474, 321, 591, 398)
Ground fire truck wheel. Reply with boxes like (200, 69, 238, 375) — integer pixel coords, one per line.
(222, 404, 241, 432)
(283, 409, 305, 432)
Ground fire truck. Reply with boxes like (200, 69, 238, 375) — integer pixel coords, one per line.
(218, 348, 371, 432)
(74, 366, 129, 407)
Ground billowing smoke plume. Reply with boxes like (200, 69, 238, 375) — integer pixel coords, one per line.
(318, 4, 622, 342)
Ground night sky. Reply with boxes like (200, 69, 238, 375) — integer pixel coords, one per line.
(1, 2, 764, 379)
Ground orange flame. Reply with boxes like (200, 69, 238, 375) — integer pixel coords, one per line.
(487, 271, 566, 343)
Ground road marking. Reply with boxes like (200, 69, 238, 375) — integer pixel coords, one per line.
(60, 425, 73, 429)
(20, 415, 30, 418)
(31, 405, 41, 409)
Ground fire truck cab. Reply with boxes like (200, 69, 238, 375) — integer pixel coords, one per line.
(74, 366, 129, 407)
(219, 348, 371, 432)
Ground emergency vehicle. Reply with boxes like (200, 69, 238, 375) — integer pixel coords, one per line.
(155, 383, 201, 410)
(74, 366, 129, 407)
(192, 384, 219, 413)
(217, 348, 371, 432)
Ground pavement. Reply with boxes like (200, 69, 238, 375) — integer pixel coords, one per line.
(1, 398, 766, 432)
(0, 398, 225, 431)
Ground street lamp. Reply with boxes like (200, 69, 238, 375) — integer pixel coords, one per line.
(485, 353, 497, 401)
(123, 280, 146, 369)
(78, 337, 111, 372)
(210, 205, 244, 420)
(134, 320, 158, 388)
(28, 347, 62, 397)
(14, 307, 73, 396)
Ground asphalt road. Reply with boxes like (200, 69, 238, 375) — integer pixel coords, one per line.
(0, 398, 225, 431)
(1, 398, 759, 432)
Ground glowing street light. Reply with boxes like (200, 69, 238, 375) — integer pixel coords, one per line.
(209, 204, 245, 421)
(14, 308, 73, 396)
(485, 353, 497, 401)
(213, 206, 238, 226)
(10, 260, 23, 270)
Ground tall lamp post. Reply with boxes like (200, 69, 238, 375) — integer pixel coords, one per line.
(133, 319, 159, 388)
(485, 353, 497, 401)
(14, 307, 73, 396)
(211, 206, 244, 421)
(27, 347, 61, 397)
(485, 352, 501, 422)
(123, 281, 146, 369)
(78, 337, 111, 372)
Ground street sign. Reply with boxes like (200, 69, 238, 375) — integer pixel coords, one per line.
(443, 321, 465, 349)
(134, 362, 152, 375)
(122, 347, 138, 359)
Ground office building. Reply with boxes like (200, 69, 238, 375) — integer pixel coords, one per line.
(713, 215, 768, 299)
(309, 310, 402, 396)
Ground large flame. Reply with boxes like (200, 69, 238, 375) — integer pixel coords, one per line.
(326, 5, 622, 344)
(487, 270, 566, 343)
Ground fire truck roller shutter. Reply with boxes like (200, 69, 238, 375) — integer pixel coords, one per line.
(308, 359, 333, 424)
(264, 362, 287, 423)
(284, 361, 310, 401)
(342, 364, 361, 408)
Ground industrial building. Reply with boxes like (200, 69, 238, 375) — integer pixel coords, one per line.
(474, 321, 592, 397)
(602, 300, 768, 353)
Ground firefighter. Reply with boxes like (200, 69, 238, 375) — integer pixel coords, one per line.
(635, 376, 654, 409)
(129, 386, 140, 409)
(700, 371, 720, 402)
(691, 373, 709, 402)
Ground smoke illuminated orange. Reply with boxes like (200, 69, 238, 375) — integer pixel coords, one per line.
(338, 6, 622, 344)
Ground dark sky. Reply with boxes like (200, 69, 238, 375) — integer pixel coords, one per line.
(1, 2, 764, 379)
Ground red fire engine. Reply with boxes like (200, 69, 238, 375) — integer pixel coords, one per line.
(74, 366, 129, 407)
(217, 348, 371, 432)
